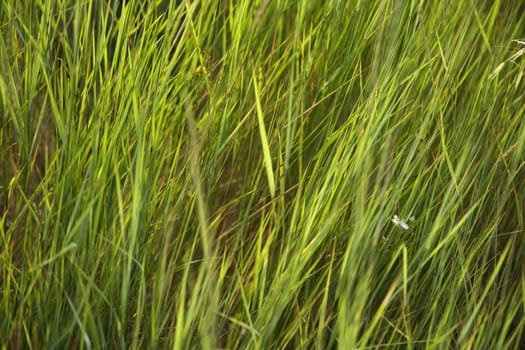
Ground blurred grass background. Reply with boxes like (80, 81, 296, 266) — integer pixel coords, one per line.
(1, 0, 524, 348)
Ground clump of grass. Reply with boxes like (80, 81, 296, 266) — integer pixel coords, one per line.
(1, 0, 524, 348)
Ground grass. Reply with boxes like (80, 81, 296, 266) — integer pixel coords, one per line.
(1, 0, 524, 348)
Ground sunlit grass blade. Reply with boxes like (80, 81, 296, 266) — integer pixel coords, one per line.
(252, 67, 276, 198)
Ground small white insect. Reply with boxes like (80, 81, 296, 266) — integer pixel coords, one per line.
(392, 215, 409, 230)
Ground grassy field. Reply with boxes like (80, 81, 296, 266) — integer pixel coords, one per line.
(1, 0, 525, 348)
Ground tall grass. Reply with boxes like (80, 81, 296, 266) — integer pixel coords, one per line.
(1, 0, 524, 348)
